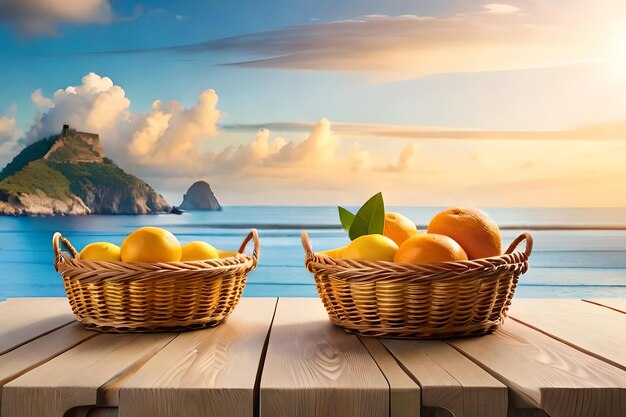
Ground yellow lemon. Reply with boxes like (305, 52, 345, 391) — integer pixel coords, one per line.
(317, 245, 347, 259)
(217, 249, 238, 258)
(343, 234, 398, 262)
(121, 227, 181, 263)
(79, 242, 121, 262)
(181, 241, 219, 261)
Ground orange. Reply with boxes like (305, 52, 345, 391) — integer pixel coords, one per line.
(121, 227, 182, 263)
(383, 212, 419, 246)
(394, 234, 468, 264)
(427, 207, 501, 259)
(181, 241, 219, 261)
(79, 242, 121, 262)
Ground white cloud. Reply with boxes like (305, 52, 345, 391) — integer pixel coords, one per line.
(0, 0, 113, 35)
(270, 118, 338, 166)
(346, 143, 372, 172)
(0, 112, 23, 168)
(394, 144, 421, 171)
(211, 128, 286, 173)
(128, 90, 221, 166)
(482, 4, 521, 14)
(24, 72, 130, 144)
(5, 72, 626, 207)
(139, 0, 626, 80)
(150, 90, 220, 161)
(128, 100, 172, 160)
(226, 119, 626, 141)
(21, 73, 221, 175)
(205, 118, 358, 179)
(30, 89, 54, 109)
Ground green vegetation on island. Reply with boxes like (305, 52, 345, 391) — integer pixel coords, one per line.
(0, 125, 170, 216)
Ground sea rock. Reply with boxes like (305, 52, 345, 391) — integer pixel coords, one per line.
(178, 181, 221, 210)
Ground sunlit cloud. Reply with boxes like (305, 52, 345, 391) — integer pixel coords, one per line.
(0, 0, 114, 35)
(224, 119, 626, 141)
(130, 90, 221, 165)
(113, 0, 625, 80)
(21, 73, 222, 173)
(4, 72, 626, 207)
(24, 73, 130, 144)
(0, 112, 23, 167)
(30, 89, 54, 109)
(481, 4, 521, 14)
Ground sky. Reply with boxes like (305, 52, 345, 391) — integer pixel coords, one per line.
(1, 0, 626, 207)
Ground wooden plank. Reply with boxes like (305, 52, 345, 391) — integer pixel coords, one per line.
(117, 298, 277, 417)
(88, 408, 118, 417)
(508, 299, 626, 369)
(382, 339, 507, 417)
(0, 322, 97, 412)
(584, 298, 626, 314)
(0, 298, 75, 354)
(2, 332, 176, 417)
(63, 406, 118, 417)
(507, 411, 549, 417)
(450, 318, 626, 417)
(359, 337, 421, 417)
(420, 409, 453, 417)
(260, 298, 389, 417)
(65, 406, 96, 417)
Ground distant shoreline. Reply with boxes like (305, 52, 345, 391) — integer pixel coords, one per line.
(160, 223, 626, 231)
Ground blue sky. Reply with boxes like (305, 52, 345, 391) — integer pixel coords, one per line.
(1, 0, 456, 128)
(1, 0, 626, 206)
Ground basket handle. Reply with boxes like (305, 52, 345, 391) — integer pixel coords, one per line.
(52, 232, 79, 271)
(504, 232, 533, 257)
(301, 231, 314, 256)
(238, 229, 260, 264)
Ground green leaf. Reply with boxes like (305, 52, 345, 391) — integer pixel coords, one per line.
(348, 192, 385, 240)
(338, 206, 355, 231)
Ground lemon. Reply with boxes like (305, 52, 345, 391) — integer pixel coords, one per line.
(317, 245, 347, 259)
(79, 242, 121, 261)
(181, 241, 219, 261)
(342, 234, 398, 262)
(217, 249, 238, 258)
(121, 227, 182, 263)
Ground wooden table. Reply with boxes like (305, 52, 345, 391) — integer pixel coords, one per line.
(0, 298, 624, 417)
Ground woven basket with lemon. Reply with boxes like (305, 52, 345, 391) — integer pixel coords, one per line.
(301, 193, 532, 339)
(53, 227, 259, 333)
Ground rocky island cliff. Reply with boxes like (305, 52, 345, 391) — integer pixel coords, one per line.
(0, 125, 170, 215)
(178, 181, 221, 210)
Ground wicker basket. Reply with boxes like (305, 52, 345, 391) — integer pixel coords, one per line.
(302, 231, 532, 339)
(53, 229, 259, 333)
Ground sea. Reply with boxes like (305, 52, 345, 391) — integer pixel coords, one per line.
(1, 206, 625, 301)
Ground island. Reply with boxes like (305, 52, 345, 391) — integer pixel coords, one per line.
(0, 125, 171, 215)
(178, 181, 221, 211)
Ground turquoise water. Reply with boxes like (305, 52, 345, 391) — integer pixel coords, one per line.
(1, 206, 626, 300)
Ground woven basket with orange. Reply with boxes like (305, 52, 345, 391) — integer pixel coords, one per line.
(301, 193, 532, 339)
(53, 227, 259, 333)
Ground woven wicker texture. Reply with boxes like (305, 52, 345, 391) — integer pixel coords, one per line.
(302, 231, 532, 339)
(53, 229, 259, 333)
